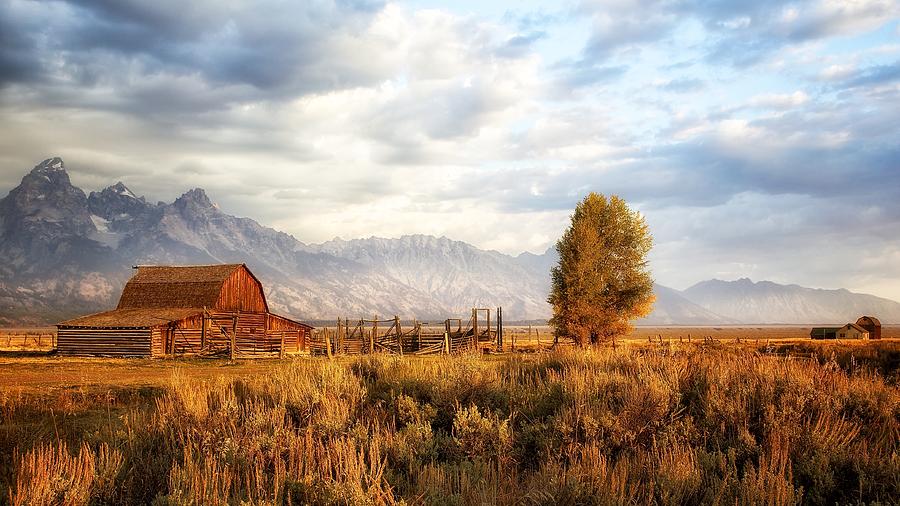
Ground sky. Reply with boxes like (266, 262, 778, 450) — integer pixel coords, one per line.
(1, 0, 899, 299)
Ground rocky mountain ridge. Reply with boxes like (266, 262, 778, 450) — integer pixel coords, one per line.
(1, 158, 898, 326)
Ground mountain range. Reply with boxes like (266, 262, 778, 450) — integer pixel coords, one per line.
(1, 158, 898, 326)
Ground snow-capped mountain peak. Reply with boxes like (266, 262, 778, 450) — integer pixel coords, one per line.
(31, 157, 66, 174)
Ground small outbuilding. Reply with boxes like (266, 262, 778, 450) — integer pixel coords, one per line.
(836, 323, 869, 340)
(855, 316, 882, 340)
(57, 264, 313, 358)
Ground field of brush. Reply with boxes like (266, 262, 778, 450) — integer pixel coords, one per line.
(1, 340, 899, 505)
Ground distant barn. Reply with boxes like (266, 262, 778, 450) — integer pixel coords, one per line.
(57, 264, 312, 358)
(810, 321, 871, 340)
(856, 316, 882, 340)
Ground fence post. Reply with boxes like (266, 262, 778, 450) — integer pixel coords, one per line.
(444, 332, 450, 354)
(395, 315, 403, 356)
(336, 318, 342, 355)
(201, 311, 207, 351)
(279, 331, 285, 359)
(230, 317, 236, 360)
(415, 319, 420, 350)
(472, 308, 478, 350)
(498, 306, 503, 351)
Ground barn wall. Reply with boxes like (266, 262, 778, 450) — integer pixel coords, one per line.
(164, 311, 307, 356)
(215, 267, 267, 313)
(151, 328, 165, 358)
(266, 313, 310, 353)
(58, 328, 152, 357)
(837, 327, 868, 339)
(857, 318, 882, 339)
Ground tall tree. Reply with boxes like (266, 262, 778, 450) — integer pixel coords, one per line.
(549, 193, 654, 345)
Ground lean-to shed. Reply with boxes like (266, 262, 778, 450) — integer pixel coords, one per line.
(810, 327, 839, 340)
(57, 264, 313, 358)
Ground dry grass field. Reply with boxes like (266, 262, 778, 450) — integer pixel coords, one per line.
(0, 336, 898, 505)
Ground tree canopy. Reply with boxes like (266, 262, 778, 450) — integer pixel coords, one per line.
(549, 193, 654, 345)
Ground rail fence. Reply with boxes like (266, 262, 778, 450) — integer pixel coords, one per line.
(0, 329, 56, 350)
(309, 307, 523, 356)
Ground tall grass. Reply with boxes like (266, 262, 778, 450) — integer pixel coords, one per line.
(2, 345, 898, 504)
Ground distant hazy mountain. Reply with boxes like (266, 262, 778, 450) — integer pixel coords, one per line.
(683, 278, 900, 324)
(308, 235, 551, 319)
(638, 284, 739, 325)
(1, 158, 898, 325)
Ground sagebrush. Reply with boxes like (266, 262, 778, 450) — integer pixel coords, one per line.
(1, 344, 898, 505)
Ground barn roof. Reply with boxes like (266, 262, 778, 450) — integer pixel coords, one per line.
(268, 312, 315, 330)
(58, 307, 203, 328)
(857, 315, 881, 326)
(117, 264, 252, 310)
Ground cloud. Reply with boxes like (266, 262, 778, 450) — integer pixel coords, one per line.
(659, 78, 706, 93)
(1, 0, 900, 300)
(746, 91, 809, 109)
(557, 62, 628, 89)
(696, 0, 900, 66)
(838, 60, 900, 88)
(577, 0, 677, 61)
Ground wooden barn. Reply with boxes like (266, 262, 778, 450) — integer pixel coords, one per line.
(856, 316, 882, 340)
(57, 264, 313, 358)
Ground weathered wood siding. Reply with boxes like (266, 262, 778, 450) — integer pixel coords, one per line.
(215, 266, 267, 313)
(58, 311, 310, 358)
(155, 311, 310, 356)
(267, 314, 310, 352)
(151, 327, 165, 357)
(58, 328, 152, 357)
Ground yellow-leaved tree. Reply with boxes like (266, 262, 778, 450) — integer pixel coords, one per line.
(549, 193, 654, 346)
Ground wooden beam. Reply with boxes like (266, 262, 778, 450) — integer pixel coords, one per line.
(201, 310, 207, 350)
(230, 315, 237, 360)
(325, 329, 333, 359)
(395, 315, 403, 356)
(370, 315, 377, 354)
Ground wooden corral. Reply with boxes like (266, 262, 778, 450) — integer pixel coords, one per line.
(57, 264, 313, 358)
(856, 316, 882, 340)
(310, 308, 503, 356)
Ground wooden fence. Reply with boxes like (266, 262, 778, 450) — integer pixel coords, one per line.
(0, 329, 56, 350)
(309, 308, 504, 356)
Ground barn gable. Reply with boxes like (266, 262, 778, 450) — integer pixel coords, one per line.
(116, 264, 267, 312)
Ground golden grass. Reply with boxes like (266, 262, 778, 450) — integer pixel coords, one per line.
(0, 342, 898, 504)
